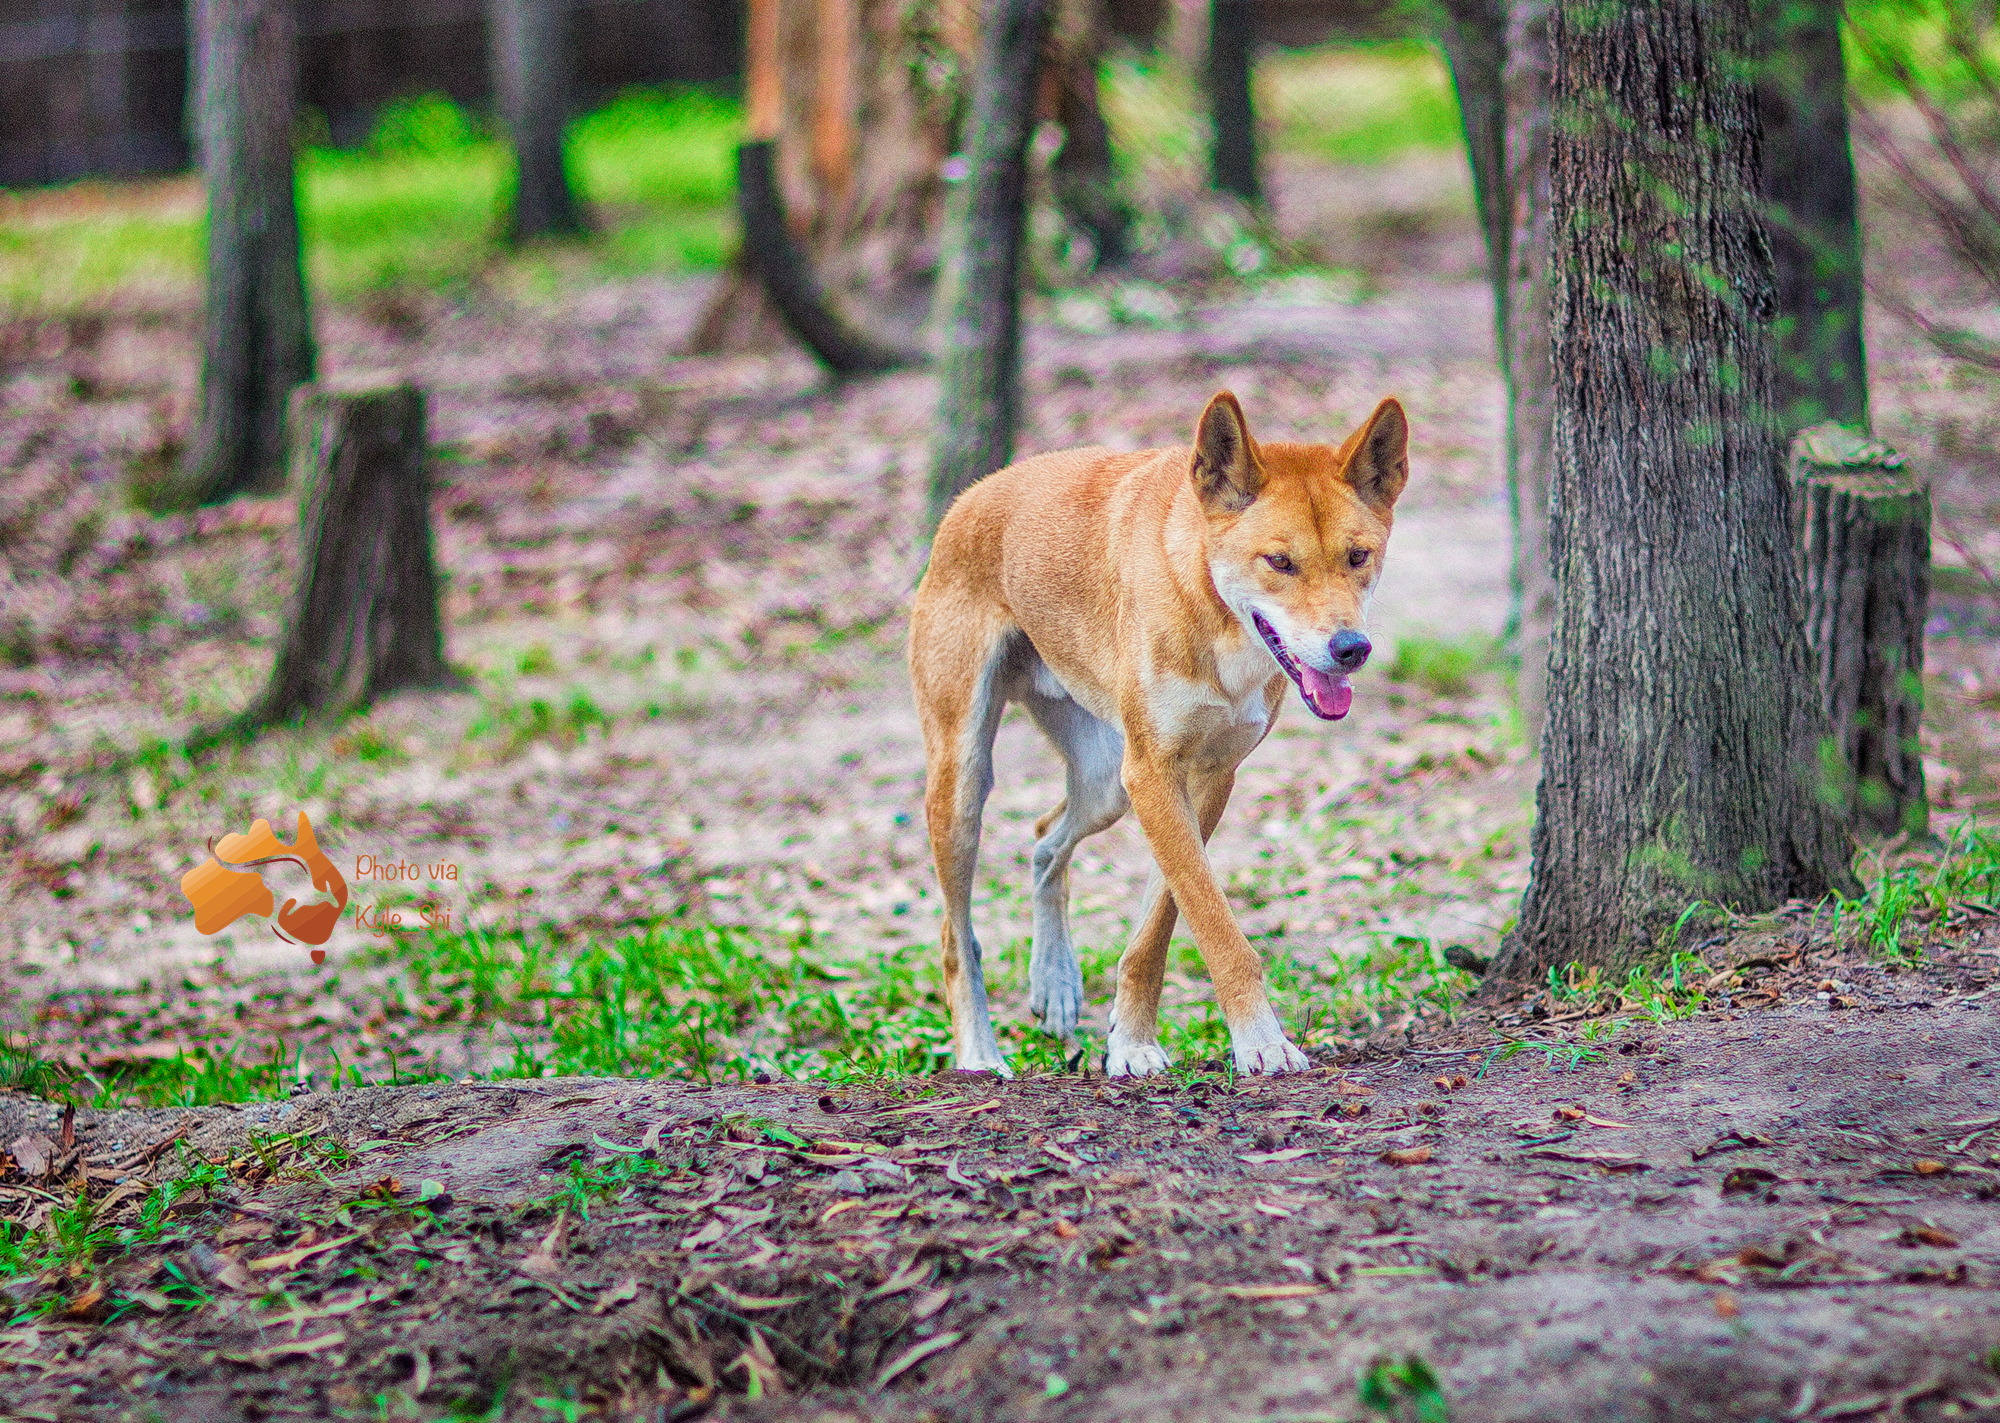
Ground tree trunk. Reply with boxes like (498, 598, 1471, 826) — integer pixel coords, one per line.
(926, 0, 1054, 534)
(1504, 0, 1556, 739)
(692, 0, 947, 358)
(179, 0, 314, 508)
(1208, 0, 1260, 203)
(1436, 0, 1557, 738)
(1051, 32, 1133, 267)
(1757, 0, 1868, 433)
(488, 0, 584, 242)
(1793, 425, 1929, 839)
(1491, 0, 1857, 983)
(249, 380, 451, 727)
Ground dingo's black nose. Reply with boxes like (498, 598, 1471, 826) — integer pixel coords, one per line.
(1329, 631, 1371, 671)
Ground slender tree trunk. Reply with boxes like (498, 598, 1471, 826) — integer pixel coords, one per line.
(926, 0, 1054, 534)
(1756, 0, 1869, 432)
(180, 0, 314, 508)
(1051, 36, 1133, 267)
(249, 380, 450, 727)
(1504, 0, 1556, 738)
(1208, 0, 1259, 203)
(488, 0, 584, 242)
(1491, 0, 1856, 983)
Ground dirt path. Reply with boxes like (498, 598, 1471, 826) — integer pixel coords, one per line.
(2, 941, 1996, 1421)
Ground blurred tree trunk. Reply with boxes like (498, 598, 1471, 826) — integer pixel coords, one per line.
(1757, 0, 1868, 432)
(1209, 0, 1260, 202)
(179, 0, 315, 508)
(488, 0, 585, 241)
(1437, 0, 1556, 737)
(692, 0, 948, 357)
(1490, 0, 1855, 983)
(1050, 20, 1133, 267)
(926, 0, 1054, 532)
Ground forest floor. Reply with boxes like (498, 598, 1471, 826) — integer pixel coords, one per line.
(0, 146, 1997, 1420)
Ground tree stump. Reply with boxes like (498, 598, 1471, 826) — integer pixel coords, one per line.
(1792, 424, 1931, 838)
(249, 380, 451, 726)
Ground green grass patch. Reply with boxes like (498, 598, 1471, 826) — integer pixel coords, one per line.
(1263, 41, 1465, 166)
(1385, 632, 1505, 698)
(0, 86, 740, 317)
(1836, 818, 2000, 958)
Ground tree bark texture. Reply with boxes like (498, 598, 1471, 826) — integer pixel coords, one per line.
(926, 0, 1054, 533)
(1209, 0, 1260, 202)
(1792, 426, 1929, 839)
(1494, 0, 1856, 982)
(250, 380, 450, 726)
(488, 0, 585, 242)
(1504, 0, 1556, 739)
(182, 0, 315, 508)
(692, 0, 949, 357)
(1756, 0, 1868, 432)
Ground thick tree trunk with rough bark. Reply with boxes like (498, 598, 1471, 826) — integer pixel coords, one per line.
(249, 380, 450, 726)
(926, 0, 1053, 533)
(488, 0, 585, 242)
(1492, 0, 1856, 982)
(1209, 0, 1260, 202)
(1792, 426, 1929, 839)
(180, 0, 315, 508)
(1757, 0, 1868, 432)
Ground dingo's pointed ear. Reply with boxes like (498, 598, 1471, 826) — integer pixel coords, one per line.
(1192, 391, 1262, 514)
(1345, 397, 1409, 513)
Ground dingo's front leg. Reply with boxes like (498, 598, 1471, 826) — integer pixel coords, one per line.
(1121, 753, 1308, 1076)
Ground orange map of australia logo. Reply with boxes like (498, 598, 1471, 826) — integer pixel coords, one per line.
(179, 813, 349, 963)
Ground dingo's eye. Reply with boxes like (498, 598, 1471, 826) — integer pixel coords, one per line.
(1348, 548, 1371, 568)
(1265, 553, 1296, 574)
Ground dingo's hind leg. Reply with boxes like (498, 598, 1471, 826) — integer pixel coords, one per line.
(911, 607, 1015, 1075)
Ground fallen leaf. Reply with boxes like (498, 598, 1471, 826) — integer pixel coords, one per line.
(1050, 1217, 1080, 1239)
(58, 1103, 74, 1151)
(1220, 1283, 1324, 1299)
(1254, 1200, 1295, 1218)
(863, 1258, 932, 1300)
(8, 1133, 54, 1179)
(519, 1215, 568, 1276)
(875, 1331, 964, 1388)
(1900, 1224, 1959, 1248)
(247, 1230, 364, 1273)
(1692, 1132, 1776, 1161)
(909, 1286, 952, 1321)
(1712, 1292, 1739, 1319)
(1583, 1114, 1632, 1130)
(190, 1241, 262, 1294)
(1333, 1081, 1375, 1096)
(216, 1216, 277, 1246)
(592, 1278, 643, 1314)
(1040, 1140, 1084, 1169)
(1239, 1147, 1316, 1164)
(1553, 1106, 1585, 1122)
(710, 1282, 806, 1311)
(1913, 1159, 1949, 1177)
(1380, 1146, 1432, 1167)
(63, 1283, 105, 1320)
(223, 1331, 347, 1368)
(1720, 1167, 1780, 1195)
(640, 1120, 668, 1154)
(1736, 1245, 1787, 1269)
(946, 1157, 980, 1191)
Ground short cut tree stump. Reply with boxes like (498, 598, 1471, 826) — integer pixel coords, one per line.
(249, 378, 451, 726)
(1791, 424, 1931, 839)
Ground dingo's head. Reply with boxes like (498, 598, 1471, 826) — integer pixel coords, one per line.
(1191, 391, 1409, 721)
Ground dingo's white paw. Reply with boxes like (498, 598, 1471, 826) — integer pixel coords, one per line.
(1105, 1030, 1172, 1078)
(1231, 1010, 1309, 1075)
(1029, 953, 1084, 1041)
(954, 1053, 1015, 1079)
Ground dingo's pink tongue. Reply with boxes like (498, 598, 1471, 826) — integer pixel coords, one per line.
(1300, 665, 1353, 720)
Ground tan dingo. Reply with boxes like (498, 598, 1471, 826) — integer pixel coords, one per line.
(909, 392, 1410, 1077)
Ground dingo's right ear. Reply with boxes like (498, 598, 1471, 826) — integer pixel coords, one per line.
(1192, 391, 1262, 514)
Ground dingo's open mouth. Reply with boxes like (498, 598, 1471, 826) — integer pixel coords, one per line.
(1253, 612, 1353, 721)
